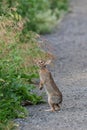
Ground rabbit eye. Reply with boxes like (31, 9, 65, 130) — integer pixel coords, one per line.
(38, 60, 44, 65)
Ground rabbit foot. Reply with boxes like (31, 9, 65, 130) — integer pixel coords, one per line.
(45, 108, 55, 112)
(55, 107, 60, 111)
(55, 105, 60, 111)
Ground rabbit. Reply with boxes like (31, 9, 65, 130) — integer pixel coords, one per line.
(37, 59, 62, 112)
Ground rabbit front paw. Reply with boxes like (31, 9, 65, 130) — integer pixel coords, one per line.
(39, 82, 44, 90)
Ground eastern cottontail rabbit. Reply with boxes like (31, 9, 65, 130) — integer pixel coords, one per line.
(37, 59, 62, 112)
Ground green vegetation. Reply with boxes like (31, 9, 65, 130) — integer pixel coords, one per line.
(0, 0, 68, 129)
(0, 0, 68, 33)
(0, 16, 48, 123)
(18, 0, 68, 33)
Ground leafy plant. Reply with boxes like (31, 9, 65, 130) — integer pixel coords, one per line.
(16, 0, 68, 33)
(0, 16, 46, 124)
(0, 0, 68, 33)
(0, 121, 18, 130)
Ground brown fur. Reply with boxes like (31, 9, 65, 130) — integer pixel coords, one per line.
(37, 60, 62, 112)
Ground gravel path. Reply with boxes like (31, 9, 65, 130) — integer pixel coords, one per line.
(17, 0, 87, 129)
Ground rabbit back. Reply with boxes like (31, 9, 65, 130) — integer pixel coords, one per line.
(40, 69, 62, 104)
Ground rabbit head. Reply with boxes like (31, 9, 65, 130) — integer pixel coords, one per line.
(36, 59, 51, 68)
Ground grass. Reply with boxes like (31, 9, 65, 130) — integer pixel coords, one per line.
(0, 16, 53, 130)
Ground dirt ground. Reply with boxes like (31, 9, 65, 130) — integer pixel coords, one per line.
(16, 0, 87, 129)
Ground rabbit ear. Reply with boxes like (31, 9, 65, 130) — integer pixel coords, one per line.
(45, 60, 51, 65)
